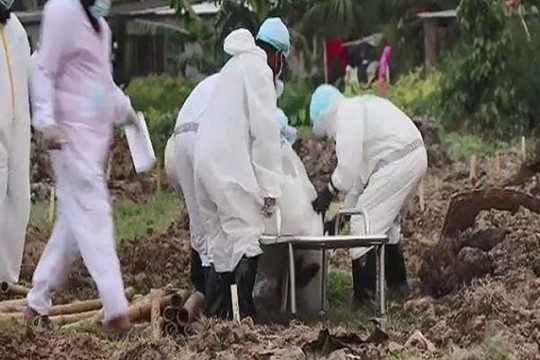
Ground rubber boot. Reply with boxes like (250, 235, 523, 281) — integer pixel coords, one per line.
(234, 256, 259, 320)
(190, 248, 206, 295)
(385, 244, 410, 298)
(204, 265, 233, 320)
(351, 249, 377, 306)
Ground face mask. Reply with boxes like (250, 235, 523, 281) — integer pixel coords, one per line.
(89, 0, 111, 19)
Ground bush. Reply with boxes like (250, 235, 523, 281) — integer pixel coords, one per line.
(126, 75, 194, 113)
(438, 0, 540, 138)
(344, 70, 441, 118)
(144, 108, 176, 161)
(278, 77, 316, 127)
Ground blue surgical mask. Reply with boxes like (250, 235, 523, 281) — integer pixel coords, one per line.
(89, 0, 111, 19)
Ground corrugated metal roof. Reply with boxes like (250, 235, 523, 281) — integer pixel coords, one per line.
(417, 9, 457, 19)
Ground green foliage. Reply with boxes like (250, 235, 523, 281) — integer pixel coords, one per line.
(144, 108, 176, 161)
(126, 75, 194, 113)
(278, 77, 316, 127)
(344, 70, 441, 118)
(438, 0, 537, 138)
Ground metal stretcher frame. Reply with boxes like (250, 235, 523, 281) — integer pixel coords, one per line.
(259, 208, 389, 317)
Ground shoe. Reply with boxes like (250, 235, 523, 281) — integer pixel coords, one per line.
(105, 315, 132, 339)
(23, 307, 50, 328)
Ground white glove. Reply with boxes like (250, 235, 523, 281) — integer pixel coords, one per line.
(42, 125, 66, 150)
(261, 197, 276, 218)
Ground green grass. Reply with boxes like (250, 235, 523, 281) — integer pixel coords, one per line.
(113, 191, 184, 243)
(441, 132, 528, 163)
(29, 190, 184, 243)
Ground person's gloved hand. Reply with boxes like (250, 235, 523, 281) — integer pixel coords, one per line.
(42, 125, 66, 150)
(261, 197, 276, 218)
(312, 185, 334, 214)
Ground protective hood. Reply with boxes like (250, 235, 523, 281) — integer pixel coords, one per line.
(224, 28, 266, 60)
(312, 98, 343, 138)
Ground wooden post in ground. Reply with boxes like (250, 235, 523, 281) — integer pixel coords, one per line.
(494, 153, 501, 178)
(231, 285, 240, 323)
(521, 136, 526, 160)
(151, 296, 161, 340)
(323, 41, 328, 83)
(469, 155, 477, 184)
(106, 151, 114, 182)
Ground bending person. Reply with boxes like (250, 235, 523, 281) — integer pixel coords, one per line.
(26, 0, 140, 335)
(309, 85, 427, 304)
(195, 18, 290, 320)
(164, 73, 219, 294)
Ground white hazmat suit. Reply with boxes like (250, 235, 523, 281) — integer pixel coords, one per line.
(164, 73, 219, 267)
(312, 94, 427, 260)
(27, 0, 131, 321)
(0, 13, 31, 282)
(194, 29, 282, 274)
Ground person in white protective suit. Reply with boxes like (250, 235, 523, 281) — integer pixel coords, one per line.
(255, 108, 323, 322)
(25, 0, 141, 335)
(309, 85, 427, 303)
(0, 0, 31, 283)
(194, 18, 290, 320)
(164, 73, 220, 295)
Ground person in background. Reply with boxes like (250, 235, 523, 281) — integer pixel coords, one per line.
(164, 73, 220, 295)
(309, 84, 427, 304)
(194, 18, 290, 320)
(0, 0, 32, 284)
(378, 45, 392, 96)
(25, 0, 140, 336)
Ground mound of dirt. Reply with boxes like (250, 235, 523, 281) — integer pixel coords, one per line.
(119, 222, 192, 291)
(419, 207, 540, 298)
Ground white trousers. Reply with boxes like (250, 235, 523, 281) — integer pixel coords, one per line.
(27, 150, 128, 321)
(164, 133, 208, 265)
(349, 148, 427, 260)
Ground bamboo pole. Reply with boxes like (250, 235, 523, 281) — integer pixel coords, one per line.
(127, 293, 172, 323)
(164, 322, 179, 337)
(0, 298, 26, 312)
(521, 136, 526, 160)
(177, 292, 205, 325)
(170, 290, 190, 308)
(0, 282, 29, 296)
(50, 310, 99, 326)
(162, 306, 177, 323)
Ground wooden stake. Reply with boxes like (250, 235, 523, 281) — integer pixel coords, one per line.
(48, 186, 55, 223)
(151, 296, 161, 340)
(231, 285, 240, 323)
(494, 153, 501, 178)
(418, 179, 425, 212)
(106, 151, 114, 182)
(469, 155, 477, 183)
(521, 136, 526, 160)
(156, 161, 162, 192)
(323, 41, 328, 83)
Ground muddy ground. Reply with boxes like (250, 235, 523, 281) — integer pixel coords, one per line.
(3, 123, 540, 359)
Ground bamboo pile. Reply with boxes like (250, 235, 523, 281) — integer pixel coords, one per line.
(160, 291, 205, 338)
(0, 284, 205, 336)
